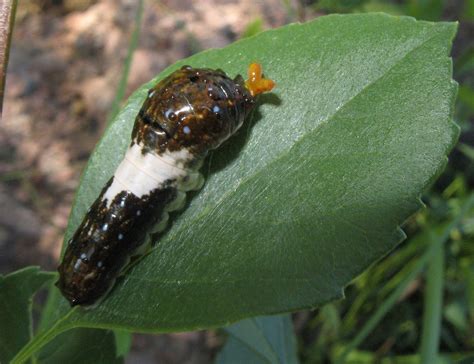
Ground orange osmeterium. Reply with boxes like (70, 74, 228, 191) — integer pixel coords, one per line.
(245, 63, 275, 97)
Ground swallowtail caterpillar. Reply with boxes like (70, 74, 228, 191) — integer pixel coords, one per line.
(56, 63, 275, 306)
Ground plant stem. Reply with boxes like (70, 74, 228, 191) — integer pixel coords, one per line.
(419, 230, 445, 363)
(0, 0, 18, 117)
(11, 308, 75, 364)
(106, 0, 144, 126)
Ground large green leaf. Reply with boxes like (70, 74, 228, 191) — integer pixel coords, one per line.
(14, 13, 458, 362)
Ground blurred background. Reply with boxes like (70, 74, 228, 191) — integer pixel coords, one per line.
(1, 0, 473, 362)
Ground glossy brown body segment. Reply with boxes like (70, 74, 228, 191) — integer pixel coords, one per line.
(57, 65, 274, 307)
(133, 66, 256, 162)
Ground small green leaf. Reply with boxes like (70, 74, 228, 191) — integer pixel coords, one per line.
(113, 330, 132, 358)
(0, 267, 55, 363)
(443, 302, 468, 332)
(241, 18, 264, 39)
(216, 315, 299, 364)
(19, 14, 458, 359)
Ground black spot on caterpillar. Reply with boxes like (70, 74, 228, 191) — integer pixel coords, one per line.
(56, 63, 275, 307)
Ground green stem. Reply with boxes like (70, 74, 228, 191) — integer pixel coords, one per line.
(11, 309, 76, 364)
(342, 238, 425, 333)
(420, 231, 445, 363)
(106, 0, 144, 126)
(335, 193, 474, 364)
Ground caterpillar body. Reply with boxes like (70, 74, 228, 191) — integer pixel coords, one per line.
(56, 63, 275, 306)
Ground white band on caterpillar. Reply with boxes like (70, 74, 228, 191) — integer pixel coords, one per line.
(103, 143, 195, 206)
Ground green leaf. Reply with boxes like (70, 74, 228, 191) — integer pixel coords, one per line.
(113, 330, 132, 358)
(216, 315, 299, 364)
(0, 267, 55, 363)
(31, 281, 125, 362)
(443, 302, 468, 332)
(64, 12, 457, 330)
(241, 18, 264, 39)
(15, 13, 459, 361)
(37, 328, 122, 364)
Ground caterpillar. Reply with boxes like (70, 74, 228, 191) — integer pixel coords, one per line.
(56, 63, 275, 307)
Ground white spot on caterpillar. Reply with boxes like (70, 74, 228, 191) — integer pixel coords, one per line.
(74, 259, 82, 271)
(80, 253, 87, 260)
(118, 233, 124, 240)
(102, 223, 108, 232)
(136, 210, 141, 216)
(148, 90, 155, 98)
(183, 126, 191, 134)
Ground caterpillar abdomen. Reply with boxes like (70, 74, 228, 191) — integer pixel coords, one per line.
(57, 148, 200, 306)
(57, 63, 274, 306)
